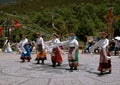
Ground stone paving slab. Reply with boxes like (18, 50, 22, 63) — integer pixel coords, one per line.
(0, 51, 120, 85)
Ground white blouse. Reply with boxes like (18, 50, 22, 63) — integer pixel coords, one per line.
(91, 38, 109, 50)
(36, 37, 45, 50)
(52, 38, 60, 44)
(68, 39, 79, 47)
(45, 38, 60, 47)
(91, 38, 110, 60)
(58, 38, 79, 58)
(17, 38, 28, 53)
(58, 38, 79, 48)
(22, 38, 28, 47)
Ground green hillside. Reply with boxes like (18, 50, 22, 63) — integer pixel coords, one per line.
(0, 0, 116, 13)
(0, 0, 120, 46)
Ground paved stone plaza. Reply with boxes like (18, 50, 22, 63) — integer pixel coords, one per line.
(0, 51, 120, 85)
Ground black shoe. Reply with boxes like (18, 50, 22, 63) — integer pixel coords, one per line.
(57, 63, 61, 66)
(21, 60, 25, 63)
(52, 62, 56, 67)
(36, 60, 40, 64)
(52, 64, 56, 67)
(35, 62, 40, 64)
(21, 59, 25, 63)
(27, 59, 30, 62)
(108, 69, 111, 74)
(70, 67, 73, 72)
(100, 71, 103, 75)
(73, 67, 78, 70)
(41, 60, 44, 64)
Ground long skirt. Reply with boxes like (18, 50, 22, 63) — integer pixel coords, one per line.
(36, 44, 47, 60)
(98, 49, 111, 72)
(68, 47, 79, 67)
(36, 50, 47, 60)
(20, 44, 31, 61)
(51, 47, 62, 63)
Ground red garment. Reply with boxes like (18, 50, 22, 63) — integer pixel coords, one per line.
(14, 20, 22, 28)
(51, 47, 62, 63)
(98, 49, 111, 72)
(0, 27, 2, 36)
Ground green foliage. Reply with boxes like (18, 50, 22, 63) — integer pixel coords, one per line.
(0, 0, 120, 43)
(114, 19, 120, 36)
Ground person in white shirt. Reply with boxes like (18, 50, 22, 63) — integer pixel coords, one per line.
(19, 34, 31, 62)
(90, 32, 111, 74)
(3, 37, 13, 53)
(45, 33, 62, 67)
(114, 39, 120, 56)
(35, 33, 46, 64)
(57, 33, 79, 72)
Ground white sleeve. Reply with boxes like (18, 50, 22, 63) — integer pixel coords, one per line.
(56, 38, 60, 43)
(102, 39, 109, 48)
(4, 40, 8, 46)
(74, 39, 79, 49)
(45, 40, 53, 44)
(102, 39, 110, 60)
(22, 39, 28, 47)
(17, 42, 22, 53)
(41, 38, 45, 50)
(47, 40, 68, 49)
(90, 40, 101, 52)
(57, 40, 69, 46)
(72, 40, 79, 59)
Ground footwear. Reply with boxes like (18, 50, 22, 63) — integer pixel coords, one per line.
(21, 60, 25, 63)
(108, 69, 111, 74)
(36, 60, 40, 64)
(73, 67, 78, 70)
(52, 62, 56, 67)
(27, 59, 30, 62)
(21, 58, 25, 62)
(52, 64, 56, 67)
(100, 70, 103, 74)
(70, 67, 73, 72)
(41, 60, 44, 64)
(35, 58, 37, 61)
(57, 63, 61, 66)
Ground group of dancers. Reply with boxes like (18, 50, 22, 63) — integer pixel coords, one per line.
(2, 31, 112, 74)
(16, 32, 79, 72)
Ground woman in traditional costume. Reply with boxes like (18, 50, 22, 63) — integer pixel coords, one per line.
(3, 37, 13, 53)
(35, 33, 46, 64)
(57, 33, 79, 72)
(19, 34, 31, 62)
(90, 32, 111, 74)
(45, 33, 62, 67)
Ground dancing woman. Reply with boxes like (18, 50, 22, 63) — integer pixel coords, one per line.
(57, 33, 79, 72)
(3, 37, 13, 53)
(19, 34, 31, 62)
(45, 33, 62, 67)
(35, 33, 46, 64)
(90, 32, 111, 74)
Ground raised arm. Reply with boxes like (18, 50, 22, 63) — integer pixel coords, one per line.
(102, 39, 110, 60)
(45, 40, 53, 44)
(90, 40, 101, 53)
(57, 40, 69, 46)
